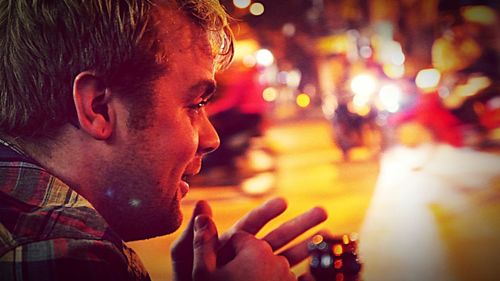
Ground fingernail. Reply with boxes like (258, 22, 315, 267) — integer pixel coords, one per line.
(195, 215, 208, 232)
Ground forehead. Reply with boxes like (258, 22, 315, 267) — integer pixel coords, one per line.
(153, 6, 214, 63)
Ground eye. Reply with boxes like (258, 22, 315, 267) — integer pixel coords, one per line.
(190, 100, 209, 109)
(187, 97, 212, 113)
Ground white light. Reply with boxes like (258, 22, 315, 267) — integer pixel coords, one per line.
(390, 52, 405, 66)
(255, 48, 274, 66)
(249, 2, 265, 16)
(286, 70, 301, 88)
(351, 74, 377, 96)
(379, 84, 402, 113)
(262, 87, 278, 102)
(353, 94, 370, 107)
(233, 0, 251, 9)
(360, 46, 373, 59)
(415, 68, 441, 90)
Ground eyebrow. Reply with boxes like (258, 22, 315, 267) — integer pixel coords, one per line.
(187, 79, 217, 100)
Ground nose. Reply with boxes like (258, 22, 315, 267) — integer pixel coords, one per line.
(198, 113, 220, 155)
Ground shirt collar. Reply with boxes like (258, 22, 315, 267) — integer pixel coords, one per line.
(0, 142, 93, 210)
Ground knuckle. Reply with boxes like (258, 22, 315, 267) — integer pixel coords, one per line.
(276, 255, 291, 268)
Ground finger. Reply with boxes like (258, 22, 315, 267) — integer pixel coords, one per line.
(220, 197, 287, 242)
(228, 231, 279, 256)
(192, 215, 219, 279)
(278, 230, 331, 267)
(277, 238, 310, 267)
(298, 272, 316, 281)
(263, 207, 327, 252)
(171, 200, 212, 261)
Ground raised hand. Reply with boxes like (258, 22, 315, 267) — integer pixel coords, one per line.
(220, 197, 328, 266)
(192, 217, 297, 281)
(172, 197, 327, 281)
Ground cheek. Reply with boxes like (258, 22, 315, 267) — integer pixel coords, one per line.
(167, 121, 199, 159)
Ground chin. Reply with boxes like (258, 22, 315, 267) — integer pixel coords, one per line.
(114, 208, 183, 242)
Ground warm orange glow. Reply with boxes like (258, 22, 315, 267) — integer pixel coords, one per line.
(233, 39, 259, 63)
(333, 244, 344, 256)
(311, 234, 324, 245)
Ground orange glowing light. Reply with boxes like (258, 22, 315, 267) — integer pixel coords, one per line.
(312, 234, 324, 245)
(333, 244, 344, 256)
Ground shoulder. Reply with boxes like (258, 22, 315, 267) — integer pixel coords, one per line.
(0, 238, 150, 281)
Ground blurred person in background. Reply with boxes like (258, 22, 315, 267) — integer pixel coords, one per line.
(0, 1, 327, 280)
(202, 63, 268, 178)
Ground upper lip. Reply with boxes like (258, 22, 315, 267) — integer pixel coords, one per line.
(182, 157, 202, 180)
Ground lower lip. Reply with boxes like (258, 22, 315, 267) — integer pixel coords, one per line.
(179, 180, 190, 198)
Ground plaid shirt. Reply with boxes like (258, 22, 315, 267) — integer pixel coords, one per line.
(0, 143, 151, 281)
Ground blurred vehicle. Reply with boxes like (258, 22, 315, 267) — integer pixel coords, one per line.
(308, 233, 362, 281)
(325, 62, 415, 159)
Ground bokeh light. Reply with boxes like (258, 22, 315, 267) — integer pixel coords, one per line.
(233, 0, 251, 9)
(249, 2, 264, 16)
(296, 93, 311, 108)
(415, 68, 441, 90)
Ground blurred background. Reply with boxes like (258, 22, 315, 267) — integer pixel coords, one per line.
(130, 0, 500, 280)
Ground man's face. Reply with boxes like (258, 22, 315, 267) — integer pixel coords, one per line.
(99, 11, 220, 241)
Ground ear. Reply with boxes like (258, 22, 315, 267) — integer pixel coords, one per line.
(73, 72, 115, 140)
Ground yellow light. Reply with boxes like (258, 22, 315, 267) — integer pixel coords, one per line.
(312, 234, 324, 245)
(262, 87, 278, 102)
(383, 64, 405, 79)
(342, 235, 350, 245)
(333, 244, 344, 256)
(455, 76, 492, 97)
(233, 0, 251, 9)
(249, 2, 264, 16)
(296, 93, 311, 108)
(462, 5, 497, 25)
(233, 39, 259, 62)
(415, 68, 441, 90)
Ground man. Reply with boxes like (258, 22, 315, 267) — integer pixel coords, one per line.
(0, 1, 327, 280)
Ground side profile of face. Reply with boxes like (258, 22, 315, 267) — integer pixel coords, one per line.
(94, 8, 220, 241)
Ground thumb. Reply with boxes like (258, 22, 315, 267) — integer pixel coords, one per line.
(192, 215, 219, 280)
(172, 200, 212, 261)
(172, 201, 212, 281)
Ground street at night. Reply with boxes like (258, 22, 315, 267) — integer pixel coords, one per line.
(1, 1, 499, 281)
(129, 117, 500, 281)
